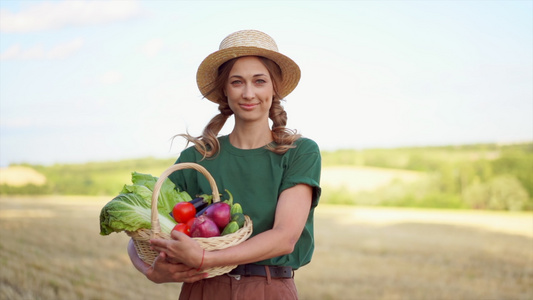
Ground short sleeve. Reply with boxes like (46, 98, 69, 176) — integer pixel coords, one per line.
(280, 138, 322, 208)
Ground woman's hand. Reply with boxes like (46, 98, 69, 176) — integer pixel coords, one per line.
(145, 252, 207, 283)
(127, 239, 206, 283)
(149, 230, 205, 270)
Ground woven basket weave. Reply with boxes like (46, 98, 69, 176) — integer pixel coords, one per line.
(126, 162, 253, 278)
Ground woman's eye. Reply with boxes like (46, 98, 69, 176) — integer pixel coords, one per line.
(231, 80, 242, 85)
(255, 79, 266, 84)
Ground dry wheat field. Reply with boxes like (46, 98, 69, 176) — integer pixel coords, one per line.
(0, 196, 531, 300)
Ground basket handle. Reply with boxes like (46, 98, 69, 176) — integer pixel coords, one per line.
(150, 162, 220, 237)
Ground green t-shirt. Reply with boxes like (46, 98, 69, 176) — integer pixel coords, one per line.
(168, 135, 321, 269)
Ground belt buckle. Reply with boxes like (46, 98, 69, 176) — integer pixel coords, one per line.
(227, 274, 241, 280)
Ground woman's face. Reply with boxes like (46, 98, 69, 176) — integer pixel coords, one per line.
(224, 56, 274, 124)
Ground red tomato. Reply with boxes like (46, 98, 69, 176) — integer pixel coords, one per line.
(186, 217, 196, 229)
(172, 202, 196, 224)
(172, 223, 190, 236)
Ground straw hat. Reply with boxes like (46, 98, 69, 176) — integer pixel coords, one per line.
(196, 30, 301, 103)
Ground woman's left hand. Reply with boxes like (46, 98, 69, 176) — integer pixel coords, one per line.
(146, 252, 207, 283)
(150, 231, 204, 270)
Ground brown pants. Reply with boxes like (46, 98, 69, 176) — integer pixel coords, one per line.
(179, 272, 298, 300)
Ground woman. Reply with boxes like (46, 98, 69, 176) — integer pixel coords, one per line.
(128, 29, 321, 300)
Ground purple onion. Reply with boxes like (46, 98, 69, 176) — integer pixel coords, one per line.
(190, 215, 220, 238)
(204, 202, 231, 230)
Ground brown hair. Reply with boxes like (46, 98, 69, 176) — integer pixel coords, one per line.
(178, 56, 301, 158)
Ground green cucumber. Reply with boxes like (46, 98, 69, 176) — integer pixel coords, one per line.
(230, 203, 243, 215)
(231, 213, 245, 228)
(221, 221, 240, 235)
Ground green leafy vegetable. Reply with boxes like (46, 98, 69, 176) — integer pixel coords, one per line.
(99, 193, 157, 235)
(99, 172, 191, 236)
(121, 172, 192, 217)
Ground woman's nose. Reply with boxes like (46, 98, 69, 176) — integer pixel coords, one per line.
(242, 84, 255, 99)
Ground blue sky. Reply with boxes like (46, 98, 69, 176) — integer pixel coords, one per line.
(1, 0, 532, 166)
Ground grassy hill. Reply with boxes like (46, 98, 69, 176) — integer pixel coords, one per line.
(0, 157, 176, 196)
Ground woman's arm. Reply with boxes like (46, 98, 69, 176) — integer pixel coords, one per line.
(150, 183, 313, 269)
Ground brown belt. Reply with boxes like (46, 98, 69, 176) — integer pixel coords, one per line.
(229, 264, 293, 278)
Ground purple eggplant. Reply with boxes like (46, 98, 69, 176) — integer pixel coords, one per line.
(189, 194, 212, 211)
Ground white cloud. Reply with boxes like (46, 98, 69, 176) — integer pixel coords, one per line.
(0, 0, 143, 33)
(0, 38, 84, 60)
(0, 44, 38, 60)
(0, 43, 45, 60)
(141, 38, 164, 58)
(99, 70, 123, 85)
(47, 37, 84, 59)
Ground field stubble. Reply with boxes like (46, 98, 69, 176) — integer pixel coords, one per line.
(0, 196, 531, 300)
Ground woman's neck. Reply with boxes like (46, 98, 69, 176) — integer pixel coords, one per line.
(229, 123, 273, 149)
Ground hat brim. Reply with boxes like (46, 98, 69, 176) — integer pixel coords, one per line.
(196, 46, 301, 103)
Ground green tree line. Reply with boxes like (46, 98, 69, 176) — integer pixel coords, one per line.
(1, 142, 532, 211)
(322, 142, 532, 210)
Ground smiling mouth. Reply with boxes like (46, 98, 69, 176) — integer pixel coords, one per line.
(240, 103, 259, 110)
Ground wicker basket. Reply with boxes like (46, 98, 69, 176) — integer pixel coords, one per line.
(126, 162, 253, 278)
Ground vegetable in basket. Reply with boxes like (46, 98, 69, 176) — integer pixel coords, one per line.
(99, 172, 191, 236)
(190, 215, 221, 237)
(172, 202, 196, 224)
(221, 221, 240, 236)
(188, 189, 247, 237)
(189, 194, 213, 211)
(204, 202, 231, 230)
(170, 194, 212, 222)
